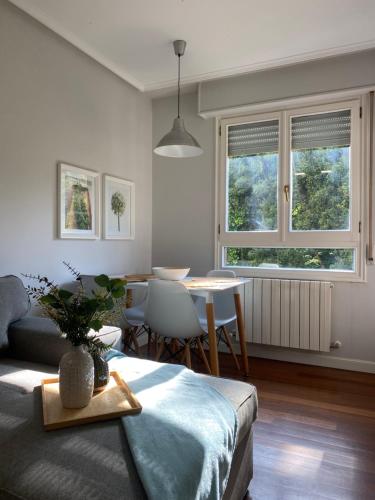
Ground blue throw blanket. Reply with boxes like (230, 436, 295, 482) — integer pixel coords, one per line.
(106, 350, 238, 500)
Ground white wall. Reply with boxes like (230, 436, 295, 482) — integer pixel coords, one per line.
(153, 92, 215, 276)
(152, 90, 375, 373)
(0, 0, 152, 285)
(199, 48, 375, 115)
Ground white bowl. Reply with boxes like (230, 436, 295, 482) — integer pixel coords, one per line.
(152, 267, 190, 281)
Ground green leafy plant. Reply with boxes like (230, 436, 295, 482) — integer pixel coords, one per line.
(23, 262, 126, 352)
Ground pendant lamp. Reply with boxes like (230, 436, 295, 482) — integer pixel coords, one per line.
(154, 40, 203, 158)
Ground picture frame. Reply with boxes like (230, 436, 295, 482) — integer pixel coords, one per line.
(103, 175, 135, 240)
(58, 163, 100, 239)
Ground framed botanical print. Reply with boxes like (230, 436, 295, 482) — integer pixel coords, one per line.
(103, 175, 135, 240)
(58, 163, 100, 239)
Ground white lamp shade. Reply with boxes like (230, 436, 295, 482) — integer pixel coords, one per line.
(154, 118, 203, 158)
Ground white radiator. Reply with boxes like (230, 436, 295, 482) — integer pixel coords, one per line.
(244, 279, 333, 352)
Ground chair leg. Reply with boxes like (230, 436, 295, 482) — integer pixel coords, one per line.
(147, 329, 152, 357)
(217, 328, 222, 348)
(171, 339, 179, 360)
(184, 341, 192, 369)
(122, 329, 132, 353)
(152, 333, 158, 356)
(222, 326, 241, 372)
(155, 338, 165, 361)
(130, 327, 140, 355)
(197, 337, 211, 374)
(181, 346, 186, 364)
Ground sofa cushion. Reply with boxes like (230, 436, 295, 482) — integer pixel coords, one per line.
(0, 358, 57, 395)
(0, 364, 146, 500)
(0, 357, 256, 500)
(8, 317, 123, 366)
(0, 276, 30, 350)
(197, 373, 258, 443)
(0, 355, 257, 448)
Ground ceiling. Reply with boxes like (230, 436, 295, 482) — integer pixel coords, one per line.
(9, 0, 375, 93)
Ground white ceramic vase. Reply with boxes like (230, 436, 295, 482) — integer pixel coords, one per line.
(59, 344, 94, 409)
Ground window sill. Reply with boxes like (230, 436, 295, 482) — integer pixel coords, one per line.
(222, 265, 366, 283)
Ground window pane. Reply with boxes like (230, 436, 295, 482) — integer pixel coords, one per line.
(224, 247, 355, 271)
(227, 120, 279, 232)
(291, 110, 351, 231)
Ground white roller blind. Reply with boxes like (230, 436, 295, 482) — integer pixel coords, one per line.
(228, 120, 279, 157)
(292, 109, 351, 150)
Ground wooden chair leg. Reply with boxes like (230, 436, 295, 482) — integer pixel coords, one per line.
(170, 339, 179, 363)
(155, 338, 165, 361)
(197, 337, 211, 374)
(170, 338, 177, 353)
(126, 289, 133, 308)
(184, 341, 192, 369)
(222, 326, 241, 372)
(181, 346, 186, 364)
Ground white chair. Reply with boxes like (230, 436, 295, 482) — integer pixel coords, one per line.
(195, 270, 241, 371)
(120, 301, 148, 356)
(145, 279, 211, 372)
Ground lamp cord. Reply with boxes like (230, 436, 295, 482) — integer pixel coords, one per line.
(177, 54, 181, 118)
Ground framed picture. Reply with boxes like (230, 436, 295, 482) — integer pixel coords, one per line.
(58, 163, 100, 239)
(103, 175, 135, 240)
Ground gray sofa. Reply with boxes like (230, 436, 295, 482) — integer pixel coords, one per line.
(0, 275, 123, 364)
(0, 276, 258, 500)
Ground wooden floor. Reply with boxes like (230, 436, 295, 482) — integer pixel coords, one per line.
(193, 353, 375, 500)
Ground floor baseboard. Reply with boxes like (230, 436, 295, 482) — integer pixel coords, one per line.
(136, 331, 375, 374)
(228, 341, 375, 374)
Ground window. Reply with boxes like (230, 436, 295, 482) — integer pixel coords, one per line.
(291, 110, 351, 232)
(218, 99, 363, 280)
(227, 120, 279, 232)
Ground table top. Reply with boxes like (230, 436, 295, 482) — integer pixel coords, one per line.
(180, 277, 249, 292)
(110, 274, 249, 294)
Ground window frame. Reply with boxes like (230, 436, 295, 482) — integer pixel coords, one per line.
(220, 110, 282, 246)
(217, 96, 367, 282)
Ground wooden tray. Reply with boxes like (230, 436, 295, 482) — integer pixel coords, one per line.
(41, 371, 142, 431)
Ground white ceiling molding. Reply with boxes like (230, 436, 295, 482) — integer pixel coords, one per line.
(144, 39, 375, 93)
(147, 83, 198, 99)
(8, 0, 375, 94)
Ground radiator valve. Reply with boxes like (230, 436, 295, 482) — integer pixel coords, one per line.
(330, 340, 342, 349)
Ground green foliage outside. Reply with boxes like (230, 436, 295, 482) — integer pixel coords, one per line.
(291, 148, 349, 231)
(226, 147, 353, 270)
(225, 247, 353, 270)
(228, 153, 277, 231)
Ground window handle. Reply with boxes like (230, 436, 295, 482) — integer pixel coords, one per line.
(283, 185, 290, 202)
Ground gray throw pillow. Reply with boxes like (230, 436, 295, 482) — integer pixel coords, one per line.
(0, 275, 30, 350)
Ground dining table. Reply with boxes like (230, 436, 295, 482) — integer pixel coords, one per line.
(118, 275, 250, 377)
